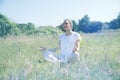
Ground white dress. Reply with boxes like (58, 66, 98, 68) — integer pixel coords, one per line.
(58, 31, 81, 63)
(41, 31, 81, 63)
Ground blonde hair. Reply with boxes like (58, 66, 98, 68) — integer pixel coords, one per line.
(63, 19, 73, 28)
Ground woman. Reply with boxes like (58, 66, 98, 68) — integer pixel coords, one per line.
(40, 19, 82, 63)
(57, 19, 82, 63)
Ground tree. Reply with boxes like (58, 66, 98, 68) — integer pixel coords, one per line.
(17, 22, 35, 33)
(72, 20, 78, 31)
(78, 15, 90, 32)
(109, 19, 118, 29)
(101, 23, 109, 31)
(109, 12, 120, 29)
(0, 14, 20, 37)
(117, 12, 120, 28)
(87, 21, 103, 32)
(27, 22, 35, 30)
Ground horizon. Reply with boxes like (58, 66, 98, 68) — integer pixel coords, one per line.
(0, 0, 120, 27)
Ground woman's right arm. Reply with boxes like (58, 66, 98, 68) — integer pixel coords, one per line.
(56, 40, 61, 50)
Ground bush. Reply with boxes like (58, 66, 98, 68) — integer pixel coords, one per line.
(27, 26, 63, 36)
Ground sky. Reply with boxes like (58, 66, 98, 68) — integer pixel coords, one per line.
(0, 0, 120, 27)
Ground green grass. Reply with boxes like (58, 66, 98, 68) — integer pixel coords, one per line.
(0, 31, 120, 80)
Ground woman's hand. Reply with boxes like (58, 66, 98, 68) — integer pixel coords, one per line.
(72, 47, 79, 53)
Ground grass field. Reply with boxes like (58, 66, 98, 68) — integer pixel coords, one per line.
(0, 31, 120, 80)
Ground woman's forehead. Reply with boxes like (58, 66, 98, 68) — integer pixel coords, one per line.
(64, 20, 69, 23)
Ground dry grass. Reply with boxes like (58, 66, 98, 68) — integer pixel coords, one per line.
(0, 31, 120, 80)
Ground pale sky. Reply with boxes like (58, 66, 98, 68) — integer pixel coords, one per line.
(0, 0, 120, 27)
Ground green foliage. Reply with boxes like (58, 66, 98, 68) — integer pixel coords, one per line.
(72, 20, 78, 31)
(0, 13, 62, 37)
(58, 13, 120, 33)
(101, 23, 109, 31)
(27, 26, 63, 36)
(109, 13, 120, 29)
(17, 22, 35, 33)
(1, 12, 120, 38)
(78, 15, 104, 33)
(117, 13, 120, 28)
(87, 21, 103, 32)
(0, 14, 20, 37)
(78, 15, 90, 32)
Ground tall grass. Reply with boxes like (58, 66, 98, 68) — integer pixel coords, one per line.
(0, 31, 120, 80)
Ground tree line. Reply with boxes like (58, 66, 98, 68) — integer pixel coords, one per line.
(0, 13, 63, 37)
(58, 13, 120, 33)
(0, 13, 120, 37)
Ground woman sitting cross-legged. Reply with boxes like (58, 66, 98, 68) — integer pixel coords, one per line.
(40, 19, 82, 64)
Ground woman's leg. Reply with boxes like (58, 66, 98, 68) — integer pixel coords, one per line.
(68, 52, 79, 64)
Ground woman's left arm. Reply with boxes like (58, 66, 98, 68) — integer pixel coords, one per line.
(73, 39, 80, 53)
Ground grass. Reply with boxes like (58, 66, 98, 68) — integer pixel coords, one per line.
(0, 31, 120, 80)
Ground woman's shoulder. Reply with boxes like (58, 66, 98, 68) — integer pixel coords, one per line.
(72, 31, 82, 40)
(59, 33, 65, 38)
(72, 31, 80, 36)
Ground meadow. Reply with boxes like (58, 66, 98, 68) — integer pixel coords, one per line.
(0, 30, 120, 80)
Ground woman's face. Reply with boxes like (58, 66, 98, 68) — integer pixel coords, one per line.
(63, 20, 71, 31)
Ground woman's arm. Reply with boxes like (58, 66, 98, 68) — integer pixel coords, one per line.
(73, 39, 80, 53)
(57, 40, 61, 50)
(53, 40, 61, 51)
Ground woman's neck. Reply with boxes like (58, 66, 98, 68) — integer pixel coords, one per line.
(65, 30, 73, 36)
